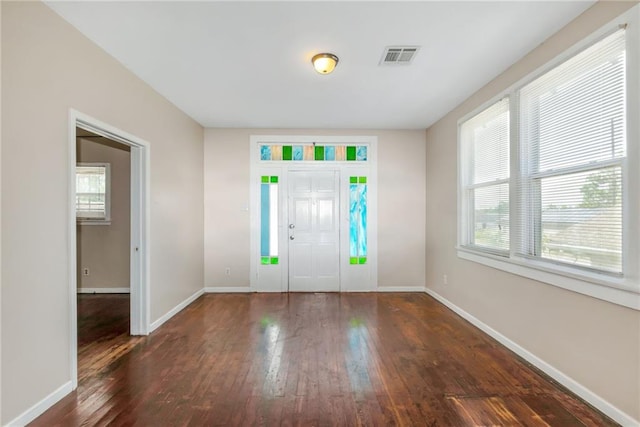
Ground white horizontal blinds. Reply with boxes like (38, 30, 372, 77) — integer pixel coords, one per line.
(76, 165, 107, 218)
(518, 29, 626, 273)
(461, 98, 510, 252)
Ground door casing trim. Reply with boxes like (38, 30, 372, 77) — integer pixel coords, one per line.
(249, 135, 378, 292)
(69, 109, 151, 390)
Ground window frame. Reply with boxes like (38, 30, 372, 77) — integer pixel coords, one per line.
(459, 97, 511, 256)
(457, 6, 640, 310)
(76, 162, 111, 225)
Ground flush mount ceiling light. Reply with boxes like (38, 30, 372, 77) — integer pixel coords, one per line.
(311, 53, 339, 74)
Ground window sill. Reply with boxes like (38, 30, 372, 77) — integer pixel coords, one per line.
(77, 220, 111, 226)
(456, 246, 640, 310)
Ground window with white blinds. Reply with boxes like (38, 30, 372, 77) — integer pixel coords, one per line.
(518, 29, 625, 274)
(460, 98, 510, 253)
(457, 13, 639, 306)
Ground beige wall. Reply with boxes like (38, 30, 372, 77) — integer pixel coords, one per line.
(1, 2, 204, 423)
(204, 128, 426, 289)
(425, 1, 640, 421)
(76, 137, 131, 290)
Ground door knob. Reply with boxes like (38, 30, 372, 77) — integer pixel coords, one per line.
(289, 224, 295, 229)
(289, 235, 295, 240)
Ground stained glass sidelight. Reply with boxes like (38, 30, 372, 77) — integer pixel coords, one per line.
(260, 176, 279, 265)
(349, 176, 367, 264)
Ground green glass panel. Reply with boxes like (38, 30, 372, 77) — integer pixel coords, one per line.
(261, 176, 269, 183)
(350, 257, 358, 265)
(359, 176, 367, 184)
(346, 146, 356, 161)
(270, 257, 279, 265)
(261, 256, 270, 265)
(270, 176, 278, 183)
(282, 145, 292, 161)
(358, 257, 367, 265)
(350, 176, 358, 184)
(315, 146, 324, 161)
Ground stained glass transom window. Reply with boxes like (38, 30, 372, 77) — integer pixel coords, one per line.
(260, 176, 279, 265)
(349, 176, 367, 264)
(260, 145, 368, 162)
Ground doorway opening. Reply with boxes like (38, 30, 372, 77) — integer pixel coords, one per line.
(75, 127, 133, 382)
(69, 110, 150, 389)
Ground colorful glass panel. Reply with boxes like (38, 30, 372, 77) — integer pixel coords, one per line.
(346, 146, 356, 161)
(282, 145, 292, 160)
(325, 146, 335, 161)
(271, 145, 282, 161)
(259, 144, 368, 162)
(303, 146, 314, 160)
(260, 145, 272, 161)
(260, 176, 279, 265)
(358, 185, 367, 258)
(357, 146, 368, 161)
(260, 181, 270, 256)
(349, 176, 368, 264)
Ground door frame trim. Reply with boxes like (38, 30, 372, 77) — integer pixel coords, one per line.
(68, 109, 151, 390)
(249, 135, 378, 292)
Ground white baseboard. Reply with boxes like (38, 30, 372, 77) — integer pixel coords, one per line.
(202, 287, 428, 293)
(77, 287, 130, 294)
(6, 381, 73, 427)
(377, 286, 426, 292)
(149, 288, 204, 333)
(424, 288, 639, 427)
(204, 286, 252, 293)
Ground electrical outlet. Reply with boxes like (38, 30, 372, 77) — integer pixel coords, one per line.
(225, 267, 231, 276)
(443, 274, 448, 285)
(83, 268, 90, 276)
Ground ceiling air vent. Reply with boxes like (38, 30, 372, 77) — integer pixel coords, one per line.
(380, 46, 420, 65)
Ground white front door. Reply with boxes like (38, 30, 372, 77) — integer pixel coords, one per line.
(288, 170, 340, 291)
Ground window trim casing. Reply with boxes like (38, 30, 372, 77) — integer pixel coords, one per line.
(76, 162, 111, 225)
(457, 5, 640, 310)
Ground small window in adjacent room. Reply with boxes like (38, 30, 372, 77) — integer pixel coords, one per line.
(76, 163, 110, 224)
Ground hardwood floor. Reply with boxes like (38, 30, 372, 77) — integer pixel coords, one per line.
(76, 294, 144, 383)
(32, 293, 616, 426)
(77, 293, 129, 348)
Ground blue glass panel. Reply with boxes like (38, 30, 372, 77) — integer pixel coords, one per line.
(325, 146, 336, 161)
(349, 184, 358, 257)
(260, 145, 272, 161)
(357, 146, 368, 161)
(293, 146, 303, 161)
(260, 183, 270, 256)
(358, 185, 367, 256)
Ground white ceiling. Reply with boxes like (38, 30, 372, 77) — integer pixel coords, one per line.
(46, 1, 595, 130)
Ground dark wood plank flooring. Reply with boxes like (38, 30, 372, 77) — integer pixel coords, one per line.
(76, 294, 143, 384)
(31, 293, 616, 426)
